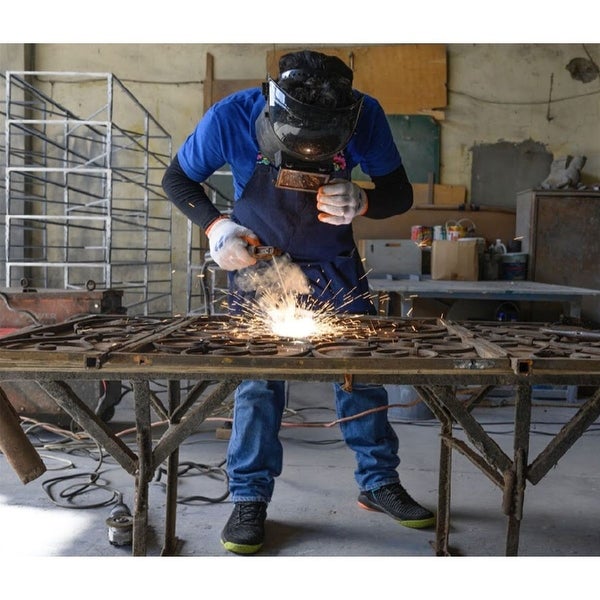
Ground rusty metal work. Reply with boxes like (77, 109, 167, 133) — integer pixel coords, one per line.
(454, 321, 600, 359)
(0, 315, 599, 558)
(0, 316, 598, 375)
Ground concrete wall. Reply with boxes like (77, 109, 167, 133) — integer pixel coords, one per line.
(443, 44, 600, 194)
(2, 43, 599, 316)
(9, 43, 598, 188)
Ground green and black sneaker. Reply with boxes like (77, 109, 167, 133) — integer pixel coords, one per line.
(221, 501, 267, 555)
(358, 482, 435, 529)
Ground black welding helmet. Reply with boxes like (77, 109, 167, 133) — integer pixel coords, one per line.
(262, 76, 363, 163)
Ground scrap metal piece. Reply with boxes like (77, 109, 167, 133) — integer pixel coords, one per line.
(0, 386, 46, 483)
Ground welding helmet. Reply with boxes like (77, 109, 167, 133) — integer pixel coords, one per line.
(264, 76, 363, 162)
(256, 73, 364, 192)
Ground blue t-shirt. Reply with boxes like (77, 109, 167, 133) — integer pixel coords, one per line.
(177, 87, 402, 201)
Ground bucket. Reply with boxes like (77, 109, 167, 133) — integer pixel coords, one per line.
(385, 385, 434, 421)
(445, 220, 465, 241)
(445, 218, 476, 241)
(500, 252, 528, 281)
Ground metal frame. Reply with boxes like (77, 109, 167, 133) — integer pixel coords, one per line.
(368, 278, 600, 319)
(1, 71, 173, 315)
(0, 315, 599, 556)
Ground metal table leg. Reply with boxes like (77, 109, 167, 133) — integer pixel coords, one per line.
(133, 379, 153, 556)
(161, 380, 182, 556)
(416, 385, 454, 556)
(505, 384, 532, 555)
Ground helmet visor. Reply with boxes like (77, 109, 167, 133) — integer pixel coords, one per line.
(267, 78, 363, 161)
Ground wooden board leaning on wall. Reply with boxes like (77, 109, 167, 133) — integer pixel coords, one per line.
(266, 45, 447, 116)
(204, 45, 447, 117)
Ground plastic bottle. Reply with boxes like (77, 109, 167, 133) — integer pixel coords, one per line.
(492, 239, 507, 254)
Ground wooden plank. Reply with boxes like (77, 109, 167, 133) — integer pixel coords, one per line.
(203, 52, 215, 114)
(267, 44, 447, 115)
(203, 52, 263, 112)
(212, 78, 263, 104)
(413, 183, 467, 207)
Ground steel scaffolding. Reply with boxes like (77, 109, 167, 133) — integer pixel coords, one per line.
(1, 71, 173, 315)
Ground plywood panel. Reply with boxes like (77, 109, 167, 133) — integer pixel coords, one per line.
(203, 53, 263, 113)
(267, 45, 447, 114)
(412, 183, 466, 207)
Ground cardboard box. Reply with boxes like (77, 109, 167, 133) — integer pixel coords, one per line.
(431, 240, 479, 281)
(357, 239, 422, 277)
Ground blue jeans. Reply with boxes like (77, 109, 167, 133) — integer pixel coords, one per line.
(226, 379, 401, 503)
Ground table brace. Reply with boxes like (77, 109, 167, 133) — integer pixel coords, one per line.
(38, 377, 239, 556)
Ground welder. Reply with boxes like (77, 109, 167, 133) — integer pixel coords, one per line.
(162, 49, 435, 555)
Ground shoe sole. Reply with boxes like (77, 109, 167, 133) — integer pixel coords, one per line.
(221, 538, 263, 555)
(357, 499, 436, 529)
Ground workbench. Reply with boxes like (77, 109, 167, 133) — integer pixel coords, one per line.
(368, 278, 600, 319)
(0, 314, 599, 557)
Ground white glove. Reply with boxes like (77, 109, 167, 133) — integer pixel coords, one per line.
(206, 217, 260, 271)
(316, 179, 368, 225)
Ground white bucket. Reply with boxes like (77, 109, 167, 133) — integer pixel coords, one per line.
(500, 253, 528, 280)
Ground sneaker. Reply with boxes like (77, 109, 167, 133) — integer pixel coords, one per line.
(358, 482, 435, 529)
(221, 501, 267, 555)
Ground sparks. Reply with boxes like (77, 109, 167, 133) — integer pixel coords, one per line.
(230, 255, 377, 341)
(238, 289, 345, 340)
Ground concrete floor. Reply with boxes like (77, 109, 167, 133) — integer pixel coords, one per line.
(1, 381, 600, 562)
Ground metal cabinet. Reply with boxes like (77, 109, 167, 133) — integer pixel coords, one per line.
(516, 189, 600, 324)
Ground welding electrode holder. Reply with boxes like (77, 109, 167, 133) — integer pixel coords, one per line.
(243, 236, 284, 261)
(248, 244, 284, 261)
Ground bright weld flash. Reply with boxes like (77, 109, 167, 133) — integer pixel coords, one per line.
(240, 292, 345, 340)
(267, 305, 319, 339)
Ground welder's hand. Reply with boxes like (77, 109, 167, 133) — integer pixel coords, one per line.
(316, 179, 368, 225)
(206, 217, 260, 271)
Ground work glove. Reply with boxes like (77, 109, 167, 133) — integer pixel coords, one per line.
(316, 179, 368, 225)
(206, 217, 260, 271)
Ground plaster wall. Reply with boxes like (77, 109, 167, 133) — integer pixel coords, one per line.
(20, 43, 599, 188)
(443, 44, 600, 195)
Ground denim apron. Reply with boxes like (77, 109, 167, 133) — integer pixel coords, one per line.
(225, 156, 400, 503)
(229, 158, 375, 314)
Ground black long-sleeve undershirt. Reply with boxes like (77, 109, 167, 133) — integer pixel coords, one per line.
(366, 163, 413, 218)
(161, 155, 222, 231)
(161, 154, 413, 231)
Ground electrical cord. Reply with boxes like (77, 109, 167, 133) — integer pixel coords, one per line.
(42, 470, 124, 509)
(20, 417, 128, 510)
(153, 459, 229, 505)
(40, 440, 124, 509)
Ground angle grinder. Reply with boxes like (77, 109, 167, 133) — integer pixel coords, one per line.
(106, 501, 133, 546)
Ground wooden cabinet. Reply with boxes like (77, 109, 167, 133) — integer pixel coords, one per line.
(516, 189, 600, 324)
